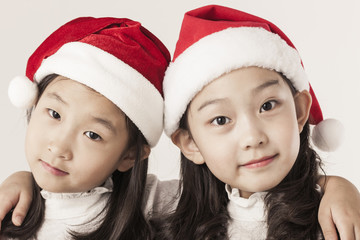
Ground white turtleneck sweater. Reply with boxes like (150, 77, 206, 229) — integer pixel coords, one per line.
(7, 174, 178, 240)
(226, 185, 268, 240)
(226, 184, 322, 240)
(35, 178, 115, 239)
(5, 175, 321, 240)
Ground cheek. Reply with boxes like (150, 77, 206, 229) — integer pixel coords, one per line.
(273, 107, 300, 141)
(195, 132, 236, 176)
(81, 142, 124, 169)
(25, 118, 43, 160)
(194, 129, 226, 158)
(275, 119, 300, 161)
(26, 109, 47, 138)
(275, 122, 299, 144)
(75, 154, 120, 188)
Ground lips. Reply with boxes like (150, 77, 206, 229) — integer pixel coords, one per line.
(40, 160, 69, 176)
(241, 154, 278, 169)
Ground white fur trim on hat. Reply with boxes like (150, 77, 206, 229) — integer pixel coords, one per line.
(312, 118, 345, 152)
(164, 27, 308, 136)
(8, 76, 38, 109)
(35, 42, 163, 147)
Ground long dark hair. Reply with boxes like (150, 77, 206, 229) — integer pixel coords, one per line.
(1, 74, 152, 240)
(151, 75, 324, 240)
(150, 111, 230, 240)
(264, 121, 323, 239)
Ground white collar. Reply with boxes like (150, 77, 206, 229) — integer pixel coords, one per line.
(226, 184, 266, 207)
(225, 184, 266, 221)
(41, 178, 113, 220)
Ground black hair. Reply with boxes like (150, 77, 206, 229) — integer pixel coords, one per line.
(151, 74, 324, 240)
(1, 74, 153, 240)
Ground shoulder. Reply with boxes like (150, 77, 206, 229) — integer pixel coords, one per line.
(145, 174, 179, 191)
(144, 174, 179, 203)
(144, 174, 180, 216)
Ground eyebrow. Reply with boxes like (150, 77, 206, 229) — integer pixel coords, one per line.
(91, 116, 117, 134)
(252, 79, 280, 94)
(198, 98, 228, 112)
(197, 79, 280, 112)
(46, 92, 68, 105)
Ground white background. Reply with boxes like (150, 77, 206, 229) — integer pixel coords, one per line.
(0, 0, 359, 189)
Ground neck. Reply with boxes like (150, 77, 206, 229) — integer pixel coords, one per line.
(240, 190, 254, 199)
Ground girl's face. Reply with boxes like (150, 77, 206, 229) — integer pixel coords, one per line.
(26, 77, 133, 193)
(175, 67, 311, 198)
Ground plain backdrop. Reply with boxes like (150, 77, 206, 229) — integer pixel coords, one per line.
(0, 0, 359, 189)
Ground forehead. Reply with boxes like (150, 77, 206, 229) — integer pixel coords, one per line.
(42, 77, 125, 117)
(196, 67, 289, 98)
(45, 76, 100, 96)
(215, 67, 284, 86)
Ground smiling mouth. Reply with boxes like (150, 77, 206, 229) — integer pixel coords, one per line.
(40, 160, 69, 176)
(241, 154, 278, 169)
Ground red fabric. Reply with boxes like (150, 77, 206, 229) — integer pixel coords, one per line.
(309, 84, 323, 124)
(173, 5, 297, 61)
(26, 17, 170, 96)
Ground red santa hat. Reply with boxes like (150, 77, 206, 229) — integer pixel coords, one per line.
(163, 5, 343, 151)
(8, 17, 170, 147)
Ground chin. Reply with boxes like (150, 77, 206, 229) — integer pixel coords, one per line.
(252, 183, 279, 193)
(36, 180, 70, 193)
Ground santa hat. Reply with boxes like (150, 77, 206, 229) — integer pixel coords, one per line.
(8, 17, 170, 147)
(163, 5, 343, 151)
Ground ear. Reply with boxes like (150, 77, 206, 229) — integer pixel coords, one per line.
(171, 128, 205, 165)
(117, 144, 151, 172)
(294, 90, 312, 133)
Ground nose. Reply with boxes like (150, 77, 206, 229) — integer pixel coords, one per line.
(47, 128, 73, 161)
(238, 116, 268, 150)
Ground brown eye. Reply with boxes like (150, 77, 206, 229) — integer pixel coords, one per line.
(211, 116, 230, 126)
(48, 109, 61, 120)
(260, 101, 276, 112)
(85, 131, 102, 141)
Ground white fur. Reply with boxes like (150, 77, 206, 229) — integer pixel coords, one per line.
(8, 75, 38, 109)
(312, 119, 345, 152)
(164, 27, 309, 136)
(34, 42, 163, 147)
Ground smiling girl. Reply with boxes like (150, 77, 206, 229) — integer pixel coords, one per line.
(152, 5, 357, 239)
(171, 66, 322, 239)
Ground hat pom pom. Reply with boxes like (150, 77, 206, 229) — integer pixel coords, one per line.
(311, 118, 345, 152)
(8, 76, 38, 109)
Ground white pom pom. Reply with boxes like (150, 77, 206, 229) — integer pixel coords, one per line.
(312, 118, 345, 152)
(8, 76, 38, 108)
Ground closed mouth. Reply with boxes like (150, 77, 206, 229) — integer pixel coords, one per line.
(40, 160, 69, 176)
(241, 154, 278, 169)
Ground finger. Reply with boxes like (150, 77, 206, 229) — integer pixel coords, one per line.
(322, 226, 339, 240)
(318, 210, 339, 240)
(336, 223, 355, 240)
(0, 200, 14, 221)
(0, 197, 18, 231)
(355, 226, 360, 240)
(11, 193, 32, 226)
